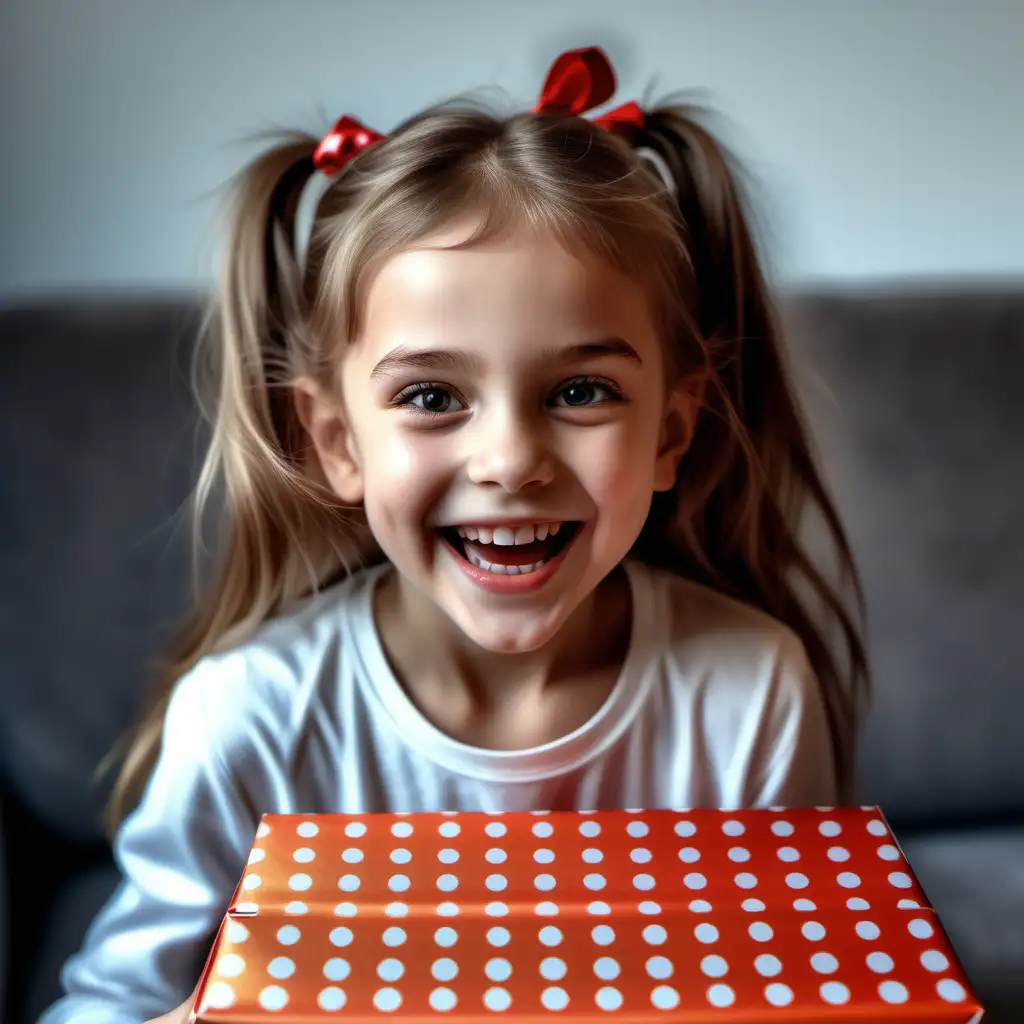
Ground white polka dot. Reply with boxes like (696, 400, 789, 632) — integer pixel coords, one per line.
(592, 925, 615, 945)
(338, 874, 360, 892)
(847, 897, 871, 911)
(755, 953, 784, 978)
(435, 927, 459, 947)
(344, 822, 366, 838)
(793, 898, 817, 912)
(722, 819, 745, 837)
(487, 902, 509, 917)
(484, 988, 511, 1012)
(837, 872, 861, 888)
(888, 871, 913, 889)
(542, 987, 569, 1010)
(584, 874, 606, 890)
(540, 957, 567, 980)
(820, 981, 850, 1005)
(235, 902, 259, 915)
(764, 983, 794, 1006)
(777, 846, 801, 862)
(341, 848, 362, 864)
(706, 983, 735, 1008)
(297, 821, 319, 838)
(436, 902, 460, 917)
(631, 847, 652, 863)
(334, 902, 357, 917)
(328, 926, 352, 947)
(633, 873, 656, 890)
(728, 846, 750, 862)
(389, 874, 411, 892)
(430, 988, 457, 1012)
(651, 985, 679, 1010)
(684, 872, 707, 889)
(487, 874, 508, 892)
(532, 848, 553, 864)
(877, 844, 900, 861)
(786, 872, 809, 889)
(438, 821, 460, 838)
(256, 822, 271, 838)
(828, 846, 850, 862)
(533, 821, 554, 838)
(646, 955, 673, 979)
(856, 920, 881, 940)
(385, 903, 408, 918)
(908, 918, 934, 940)
(678, 846, 701, 863)
(485, 822, 507, 837)
(921, 949, 950, 972)
(242, 874, 261, 891)
(381, 926, 406, 947)
(202, 982, 236, 1011)
(276, 925, 301, 945)
(486, 958, 513, 982)
(268, 956, 295, 980)
(867, 951, 894, 973)
(811, 952, 839, 974)
(694, 923, 719, 944)
(248, 848, 265, 865)
(867, 820, 888, 836)
(536, 901, 559, 916)
(674, 820, 697, 837)
(579, 820, 601, 837)
(225, 921, 249, 944)
(436, 874, 458, 892)
(701, 954, 729, 978)
(749, 922, 773, 942)
(902, 901, 923, 912)
(391, 822, 413, 838)
(627, 821, 650, 838)
(742, 898, 766, 912)
(596, 987, 623, 1011)
(259, 986, 289, 1012)
(285, 873, 308, 892)
(771, 820, 794, 837)
(318, 987, 347, 1012)
(879, 980, 909, 1004)
(390, 848, 412, 865)
(937, 979, 968, 1003)
(432, 958, 459, 982)
(217, 953, 245, 978)
(689, 900, 713, 913)
(377, 958, 404, 982)
(589, 901, 612, 915)
(535, 874, 556, 891)
(594, 956, 620, 981)
(802, 921, 826, 941)
(374, 988, 402, 1012)
(324, 958, 351, 982)
(819, 820, 842, 837)
(639, 901, 662, 915)
(539, 926, 563, 947)
(285, 901, 307, 915)
(582, 848, 604, 864)
(734, 872, 758, 889)
(643, 924, 668, 945)
(486, 926, 509, 946)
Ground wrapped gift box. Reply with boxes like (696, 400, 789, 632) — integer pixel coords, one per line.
(192, 807, 983, 1022)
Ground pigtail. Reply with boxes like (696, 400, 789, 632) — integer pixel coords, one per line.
(634, 107, 868, 800)
(103, 135, 378, 831)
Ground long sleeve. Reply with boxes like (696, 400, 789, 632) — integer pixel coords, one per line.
(39, 663, 260, 1024)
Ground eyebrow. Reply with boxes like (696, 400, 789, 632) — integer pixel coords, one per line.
(369, 337, 643, 380)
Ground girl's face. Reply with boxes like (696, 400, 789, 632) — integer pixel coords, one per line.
(306, 223, 695, 654)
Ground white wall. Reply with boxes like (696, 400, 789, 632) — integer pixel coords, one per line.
(1, 0, 1021, 299)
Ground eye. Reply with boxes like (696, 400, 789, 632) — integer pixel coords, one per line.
(551, 377, 624, 408)
(393, 383, 465, 416)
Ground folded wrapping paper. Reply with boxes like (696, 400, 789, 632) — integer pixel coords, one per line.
(193, 808, 983, 1022)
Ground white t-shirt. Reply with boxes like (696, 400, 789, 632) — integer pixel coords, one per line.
(42, 559, 835, 1023)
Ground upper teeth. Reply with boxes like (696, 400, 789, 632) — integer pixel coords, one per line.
(456, 523, 563, 546)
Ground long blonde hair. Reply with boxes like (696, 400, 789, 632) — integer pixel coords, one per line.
(105, 96, 867, 829)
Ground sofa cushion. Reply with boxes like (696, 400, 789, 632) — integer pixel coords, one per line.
(786, 291, 1024, 826)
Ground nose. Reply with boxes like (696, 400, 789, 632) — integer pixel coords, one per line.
(464, 404, 556, 493)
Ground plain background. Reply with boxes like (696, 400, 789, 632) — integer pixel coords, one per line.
(1, 0, 1022, 300)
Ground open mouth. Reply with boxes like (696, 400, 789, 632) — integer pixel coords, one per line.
(439, 521, 582, 577)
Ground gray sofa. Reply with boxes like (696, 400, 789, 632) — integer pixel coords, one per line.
(1, 289, 1022, 1022)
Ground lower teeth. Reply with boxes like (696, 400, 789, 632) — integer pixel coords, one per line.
(466, 551, 547, 575)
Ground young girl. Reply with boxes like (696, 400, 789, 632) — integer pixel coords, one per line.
(42, 47, 866, 1024)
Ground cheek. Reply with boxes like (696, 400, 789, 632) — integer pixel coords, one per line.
(360, 427, 453, 528)
(572, 415, 662, 502)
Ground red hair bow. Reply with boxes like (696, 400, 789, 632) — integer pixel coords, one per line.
(313, 115, 384, 175)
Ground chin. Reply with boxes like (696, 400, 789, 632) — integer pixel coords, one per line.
(447, 604, 569, 655)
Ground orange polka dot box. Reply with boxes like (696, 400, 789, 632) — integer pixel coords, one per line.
(192, 808, 984, 1022)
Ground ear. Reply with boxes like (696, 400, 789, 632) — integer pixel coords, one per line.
(653, 373, 705, 492)
(293, 377, 364, 505)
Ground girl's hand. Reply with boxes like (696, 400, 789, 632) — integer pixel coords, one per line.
(146, 981, 199, 1024)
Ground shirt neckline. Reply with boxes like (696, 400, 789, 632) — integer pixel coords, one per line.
(349, 560, 662, 783)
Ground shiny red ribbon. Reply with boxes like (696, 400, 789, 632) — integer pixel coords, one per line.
(313, 47, 644, 176)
